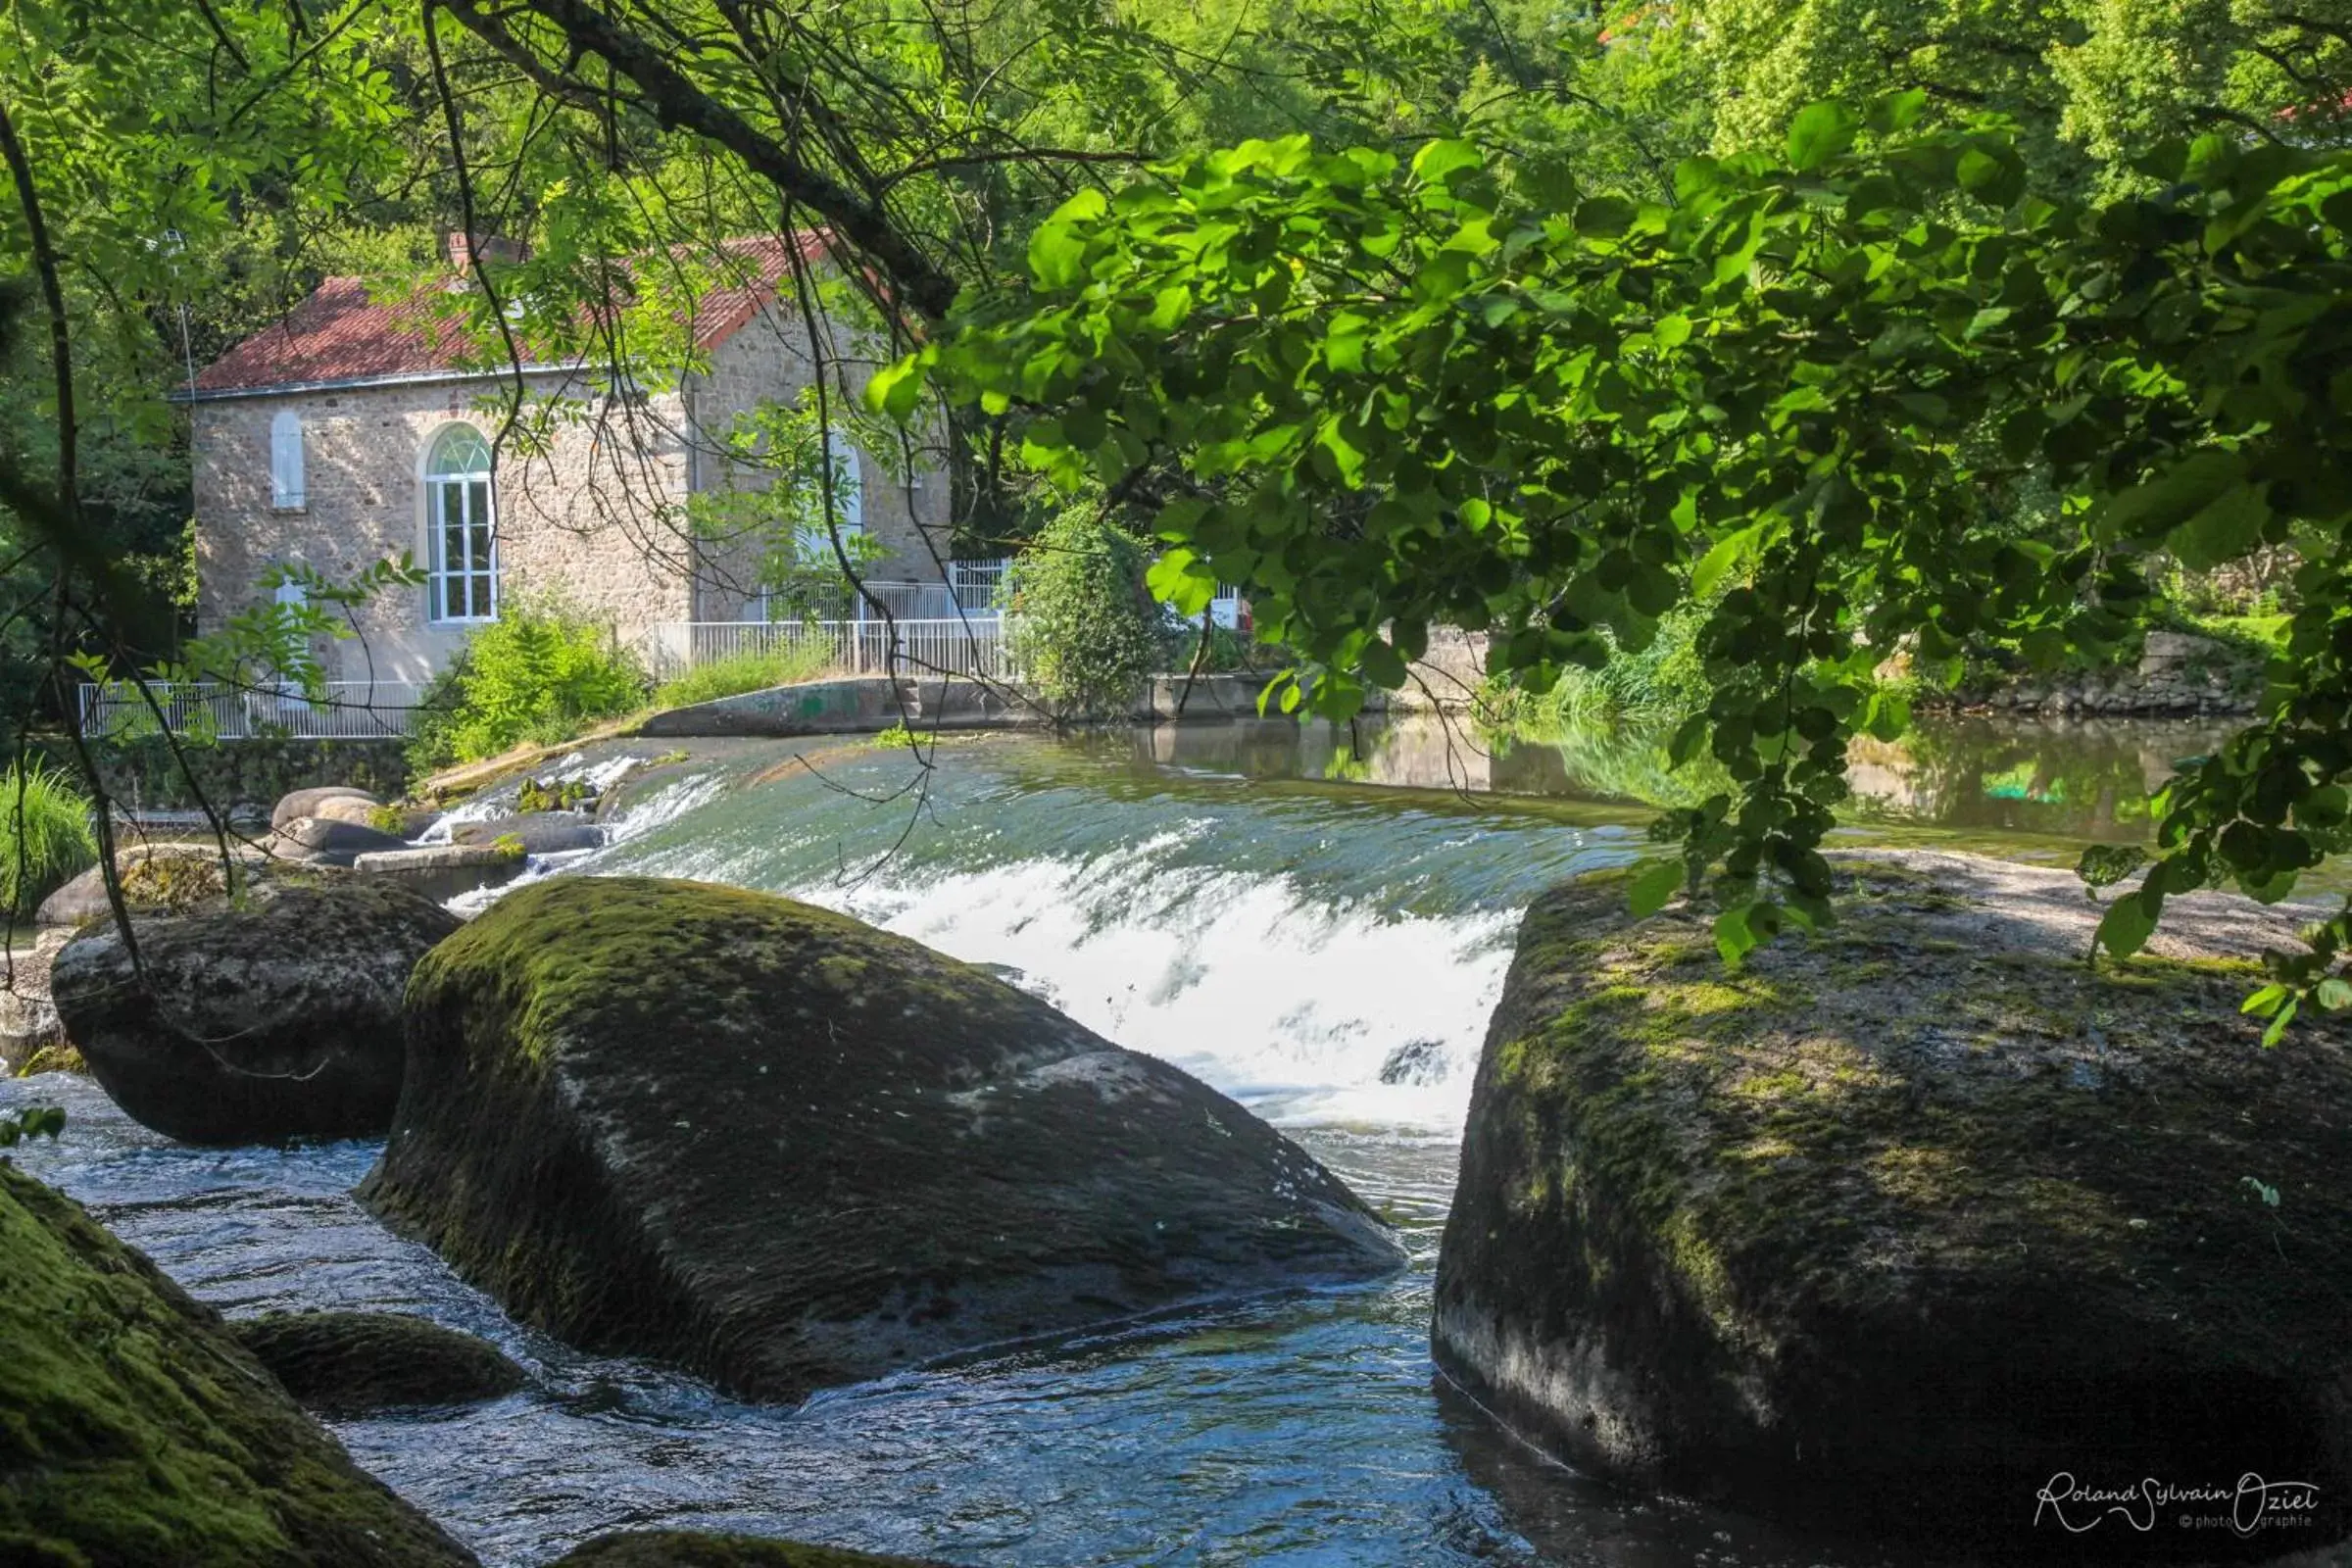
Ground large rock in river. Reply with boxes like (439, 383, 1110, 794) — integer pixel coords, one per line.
(1434, 851, 2352, 1559)
(359, 876, 1400, 1401)
(231, 1310, 528, 1414)
(52, 877, 462, 1144)
(0, 1165, 475, 1567)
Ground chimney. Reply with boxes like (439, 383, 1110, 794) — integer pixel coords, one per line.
(448, 231, 528, 273)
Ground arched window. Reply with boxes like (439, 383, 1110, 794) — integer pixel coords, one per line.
(270, 410, 305, 510)
(425, 424, 498, 623)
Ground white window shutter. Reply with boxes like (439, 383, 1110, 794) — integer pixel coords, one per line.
(826, 427, 863, 537)
(270, 411, 305, 509)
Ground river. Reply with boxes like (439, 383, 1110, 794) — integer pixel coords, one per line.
(0, 712, 2244, 1567)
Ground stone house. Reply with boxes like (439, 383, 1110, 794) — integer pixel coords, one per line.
(182, 233, 953, 685)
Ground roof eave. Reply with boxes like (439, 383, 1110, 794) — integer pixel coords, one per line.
(170, 361, 588, 405)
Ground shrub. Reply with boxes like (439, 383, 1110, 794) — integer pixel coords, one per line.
(1482, 604, 1712, 737)
(1004, 502, 1163, 720)
(0, 762, 96, 919)
(649, 639, 839, 710)
(405, 605, 648, 773)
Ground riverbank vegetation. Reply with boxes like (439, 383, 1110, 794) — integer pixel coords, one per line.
(405, 608, 649, 773)
(0, 0, 2338, 1001)
(0, 762, 95, 920)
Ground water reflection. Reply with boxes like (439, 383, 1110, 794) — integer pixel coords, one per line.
(1133, 712, 2238, 844)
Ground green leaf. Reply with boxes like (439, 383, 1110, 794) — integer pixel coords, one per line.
(2317, 977, 2352, 1012)
(2167, 481, 2270, 573)
(1360, 637, 1407, 689)
(1145, 549, 1219, 615)
(1630, 859, 1683, 917)
(1027, 189, 1107, 289)
(1411, 139, 1483, 188)
(864, 357, 924, 422)
(2263, 997, 2299, 1048)
(2075, 843, 2147, 893)
(1714, 903, 1759, 967)
(2242, 981, 2292, 1017)
(2096, 450, 2245, 544)
(2094, 888, 2160, 961)
(1575, 195, 1637, 238)
(1691, 520, 1775, 599)
(1786, 102, 1859, 172)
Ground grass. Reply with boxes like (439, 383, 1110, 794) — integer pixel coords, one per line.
(651, 640, 842, 709)
(0, 761, 96, 919)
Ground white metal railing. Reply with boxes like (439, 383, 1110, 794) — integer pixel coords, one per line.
(78, 680, 426, 741)
(649, 616, 1013, 684)
(948, 558, 1008, 612)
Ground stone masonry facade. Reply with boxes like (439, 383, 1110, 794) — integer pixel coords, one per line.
(191, 261, 951, 685)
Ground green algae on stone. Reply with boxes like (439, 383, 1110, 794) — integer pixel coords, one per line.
(0, 1164, 475, 1568)
(360, 876, 1400, 1403)
(1434, 851, 2352, 1558)
(549, 1530, 957, 1566)
(231, 1311, 528, 1414)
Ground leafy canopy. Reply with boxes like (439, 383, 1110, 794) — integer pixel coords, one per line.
(888, 98, 2352, 1016)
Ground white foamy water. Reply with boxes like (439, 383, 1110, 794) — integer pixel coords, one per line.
(829, 863, 1510, 1132)
(613, 820, 1520, 1135)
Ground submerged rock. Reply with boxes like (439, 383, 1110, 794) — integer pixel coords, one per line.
(265, 815, 411, 867)
(1435, 851, 2352, 1558)
(231, 1311, 528, 1413)
(360, 876, 1400, 1402)
(0, 1165, 476, 1566)
(450, 811, 603, 856)
(550, 1532, 955, 1567)
(52, 878, 462, 1145)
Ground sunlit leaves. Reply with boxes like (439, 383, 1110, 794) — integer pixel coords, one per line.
(923, 97, 2352, 1024)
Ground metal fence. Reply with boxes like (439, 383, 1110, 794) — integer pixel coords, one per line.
(77, 680, 427, 741)
(647, 615, 1013, 683)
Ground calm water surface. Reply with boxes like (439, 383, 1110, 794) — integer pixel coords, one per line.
(1, 714, 2233, 1567)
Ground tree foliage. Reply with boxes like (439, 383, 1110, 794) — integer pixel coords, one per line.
(897, 99, 2352, 1014)
(1004, 501, 1163, 719)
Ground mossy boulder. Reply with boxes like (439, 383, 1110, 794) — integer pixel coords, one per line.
(1434, 851, 2352, 1558)
(0, 1164, 476, 1567)
(549, 1532, 954, 1566)
(359, 876, 1400, 1402)
(52, 878, 462, 1145)
(36, 843, 264, 928)
(230, 1312, 528, 1414)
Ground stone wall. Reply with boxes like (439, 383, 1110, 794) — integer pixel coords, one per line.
(1954, 630, 2262, 716)
(193, 368, 696, 683)
(40, 737, 409, 814)
(684, 301, 955, 621)
(195, 313, 956, 678)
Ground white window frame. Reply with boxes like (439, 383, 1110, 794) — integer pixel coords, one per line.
(425, 426, 500, 625)
(270, 411, 306, 511)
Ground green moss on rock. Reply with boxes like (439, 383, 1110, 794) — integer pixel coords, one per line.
(549, 1530, 955, 1566)
(1435, 853, 2352, 1557)
(0, 1164, 475, 1568)
(360, 876, 1399, 1403)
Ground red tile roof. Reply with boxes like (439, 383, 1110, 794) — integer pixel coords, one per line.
(193, 231, 832, 396)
